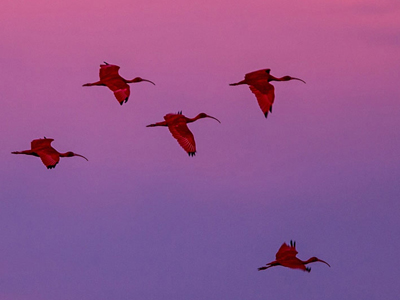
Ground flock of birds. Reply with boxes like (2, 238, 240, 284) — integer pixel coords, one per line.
(11, 62, 330, 273)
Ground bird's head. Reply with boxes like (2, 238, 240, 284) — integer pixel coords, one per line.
(265, 69, 271, 74)
(197, 113, 221, 123)
(129, 77, 156, 85)
(63, 152, 89, 161)
(284, 76, 306, 84)
(308, 257, 331, 267)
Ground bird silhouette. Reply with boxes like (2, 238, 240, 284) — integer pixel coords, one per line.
(146, 111, 221, 156)
(230, 69, 305, 118)
(12, 137, 88, 169)
(83, 62, 155, 105)
(258, 240, 330, 272)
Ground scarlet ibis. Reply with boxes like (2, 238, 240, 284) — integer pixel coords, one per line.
(12, 137, 88, 169)
(83, 62, 155, 105)
(146, 111, 221, 156)
(258, 240, 330, 272)
(230, 69, 305, 118)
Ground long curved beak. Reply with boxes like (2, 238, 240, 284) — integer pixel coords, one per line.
(317, 259, 331, 267)
(207, 115, 221, 123)
(142, 79, 156, 85)
(74, 153, 89, 161)
(292, 77, 306, 84)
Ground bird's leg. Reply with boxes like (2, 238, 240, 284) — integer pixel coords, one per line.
(229, 80, 247, 86)
(82, 81, 106, 87)
(11, 150, 38, 157)
(258, 264, 276, 271)
(146, 121, 168, 127)
(258, 261, 279, 271)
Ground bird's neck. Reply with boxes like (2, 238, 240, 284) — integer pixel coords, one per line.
(126, 77, 141, 83)
(303, 258, 315, 265)
(269, 75, 289, 82)
(186, 114, 202, 123)
(59, 152, 72, 158)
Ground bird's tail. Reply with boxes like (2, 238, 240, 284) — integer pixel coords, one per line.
(258, 266, 269, 271)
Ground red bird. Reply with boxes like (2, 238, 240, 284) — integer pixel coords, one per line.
(12, 137, 88, 169)
(83, 62, 155, 105)
(258, 240, 330, 272)
(146, 111, 221, 156)
(230, 69, 305, 118)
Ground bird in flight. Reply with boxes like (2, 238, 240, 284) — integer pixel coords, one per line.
(83, 62, 155, 105)
(230, 69, 305, 118)
(146, 111, 221, 156)
(12, 137, 88, 169)
(258, 240, 330, 272)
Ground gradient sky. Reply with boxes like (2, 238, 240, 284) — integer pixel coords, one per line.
(1, 0, 400, 299)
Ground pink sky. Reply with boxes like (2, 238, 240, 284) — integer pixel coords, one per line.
(1, 0, 400, 299)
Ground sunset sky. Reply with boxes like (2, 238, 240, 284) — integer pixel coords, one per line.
(1, 0, 400, 299)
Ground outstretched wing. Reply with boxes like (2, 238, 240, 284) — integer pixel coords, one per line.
(36, 149, 60, 169)
(99, 64, 120, 80)
(276, 242, 298, 261)
(112, 86, 130, 105)
(99, 64, 130, 104)
(31, 138, 54, 150)
(167, 121, 196, 156)
(245, 69, 270, 82)
(249, 80, 275, 118)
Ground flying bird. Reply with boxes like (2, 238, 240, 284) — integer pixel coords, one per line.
(12, 137, 88, 169)
(83, 62, 155, 105)
(230, 69, 305, 118)
(146, 111, 221, 156)
(258, 240, 330, 272)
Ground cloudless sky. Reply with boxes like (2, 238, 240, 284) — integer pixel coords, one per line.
(1, 0, 400, 299)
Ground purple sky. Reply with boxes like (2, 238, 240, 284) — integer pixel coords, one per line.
(1, 0, 400, 299)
